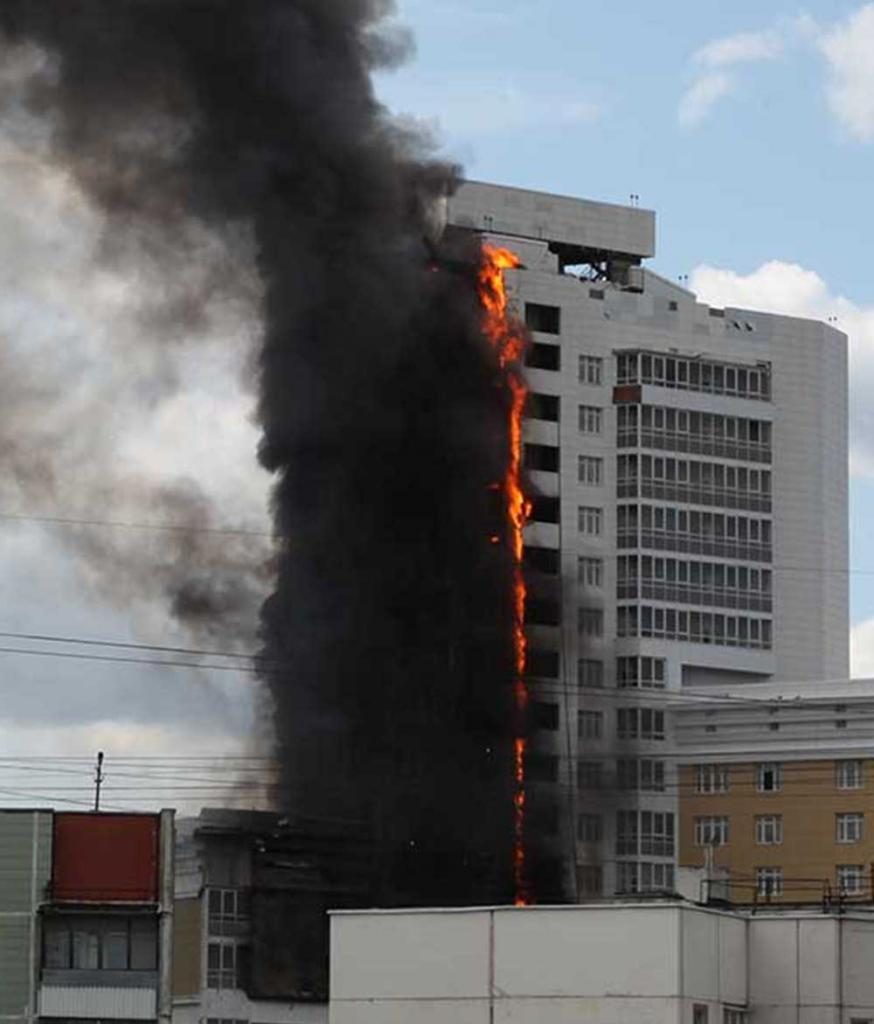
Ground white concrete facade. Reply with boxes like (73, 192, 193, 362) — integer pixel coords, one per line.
(329, 903, 874, 1024)
(446, 181, 849, 899)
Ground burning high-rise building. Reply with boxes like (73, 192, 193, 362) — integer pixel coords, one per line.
(447, 179, 848, 899)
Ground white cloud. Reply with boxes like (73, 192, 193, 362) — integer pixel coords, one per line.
(693, 29, 784, 68)
(679, 26, 785, 127)
(677, 72, 735, 128)
(819, 4, 874, 141)
(690, 259, 874, 477)
(851, 617, 874, 676)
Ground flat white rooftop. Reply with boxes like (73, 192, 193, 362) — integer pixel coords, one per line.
(448, 179, 656, 259)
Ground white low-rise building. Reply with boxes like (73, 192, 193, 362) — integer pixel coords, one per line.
(329, 901, 874, 1024)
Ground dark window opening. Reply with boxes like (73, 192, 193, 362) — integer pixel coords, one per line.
(524, 443, 559, 473)
(528, 753, 559, 783)
(527, 648, 560, 678)
(524, 546, 560, 575)
(531, 495, 560, 523)
(526, 597, 561, 626)
(526, 392, 560, 422)
(525, 342, 561, 371)
(525, 302, 561, 334)
(531, 701, 560, 731)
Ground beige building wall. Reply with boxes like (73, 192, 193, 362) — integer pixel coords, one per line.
(172, 897, 202, 998)
(680, 758, 874, 903)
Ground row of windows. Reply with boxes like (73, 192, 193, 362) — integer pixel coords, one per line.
(578, 656, 668, 690)
(695, 813, 866, 847)
(616, 555, 772, 612)
(745, 866, 866, 898)
(617, 605, 773, 649)
(616, 860, 675, 894)
(577, 708, 665, 741)
(617, 404, 772, 463)
(618, 555, 771, 592)
(576, 863, 676, 898)
(524, 754, 668, 789)
(616, 810, 675, 856)
(697, 761, 865, 793)
(616, 350, 771, 401)
(617, 504, 772, 562)
(618, 405, 771, 446)
(43, 916, 158, 972)
(618, 455, 772, 512)
(578, 758, 666, 791)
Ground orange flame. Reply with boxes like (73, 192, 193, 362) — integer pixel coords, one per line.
(478, 244, 532, 906)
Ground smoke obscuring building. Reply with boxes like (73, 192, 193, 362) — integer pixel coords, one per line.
(447, 180, 849, 900)
(172, 809, 372, 1024)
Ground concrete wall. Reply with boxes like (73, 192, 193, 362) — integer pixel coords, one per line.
(330, 905, 874, 1024)
(0, 810, 51, 1024)
(330, 905, 746, 1024)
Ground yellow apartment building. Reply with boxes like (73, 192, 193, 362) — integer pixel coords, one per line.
(674, 682, 874, 904)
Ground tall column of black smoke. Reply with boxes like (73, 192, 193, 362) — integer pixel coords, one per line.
(0, 0, 569, 906)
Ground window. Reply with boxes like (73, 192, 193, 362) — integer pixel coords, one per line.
(694, 1007, 709, 1024)
(697, 765, 729, 793)
(617, 707, 664, 740)
(578, 710, 604, 740)
(837, 813, 864, 843)
(640, 861, 674, 892)
(577, 864, 603, 897)
(616, 656, 665, 689)
(532, 701, 559, 731)
(616, 809, 639, 855)
(837, 760, 864, 790)
(578, 607, 604, 637)
(757, 762, 782, 792)
(724, 1010, 747, 1024)
(527, 392, 560, 422)
(525, 301, 560, 334)
(838, 864, 865, 895)
(208, 889, 251, 935)
(578, 658, 604, 688)
(756, 867, 783, 898)
(579, 405, 603, 433)
(579, 354, 603, 385)
(527, 753, 559, 783)
(207, 940, 248, 990)
(577, 760, 604, 789)
(578, 813, 603, 842)
(695, 816, 729, 847)
(524, 443, 559, 473)
(42, 916, 158, 972)
(527, 648, 560, 679)
(641, 811, 674, 856)
(756, 815, 783, 845)
(526, 342, 561, 371)
(579, 556, 603, 588)
(578, 455, 603, 486)
(578, 506, 603, 535)
(618, 758, 665, 791)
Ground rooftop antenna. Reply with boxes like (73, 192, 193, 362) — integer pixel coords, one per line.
(94, 751, 104, 811)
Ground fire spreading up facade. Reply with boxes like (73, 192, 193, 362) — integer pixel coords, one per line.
(448, 180, 849, 900)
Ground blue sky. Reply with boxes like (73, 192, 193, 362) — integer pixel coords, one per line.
(377, 0, 874, 668)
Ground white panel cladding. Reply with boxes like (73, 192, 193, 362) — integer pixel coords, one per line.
(38, 985, 156, 1019)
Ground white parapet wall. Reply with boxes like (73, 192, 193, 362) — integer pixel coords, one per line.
(329, 903, 746, 1024)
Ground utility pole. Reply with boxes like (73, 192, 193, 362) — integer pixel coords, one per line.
(94, 750, 104, 811)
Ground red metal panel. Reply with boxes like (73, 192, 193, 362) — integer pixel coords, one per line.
(53, 813, 159, 903)
(613, 384, 642, 404)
